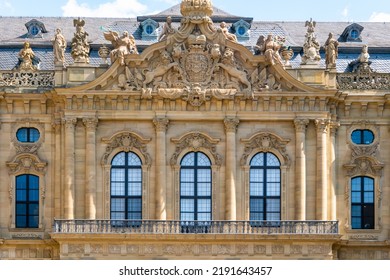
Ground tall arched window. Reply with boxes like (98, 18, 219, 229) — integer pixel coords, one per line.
(249, 152, 281, 221)
(110, 152, 142, 220)
(180, 152, 212, 221)
(351, 176, 374, 229)
(16, 174, 39, 228)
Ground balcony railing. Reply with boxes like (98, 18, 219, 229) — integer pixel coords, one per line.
(53, 220, 338, 235)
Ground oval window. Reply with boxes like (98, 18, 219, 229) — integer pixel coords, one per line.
(16, 127, 40, 143)
(351, 129, 374, 145)
(145, 25, 154, 35)
(237, 26, 246, 36)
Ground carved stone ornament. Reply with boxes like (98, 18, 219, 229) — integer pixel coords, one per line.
(0, 72, 54, 88)
(71, 18, 90, 64)
(11, 121, 44, 154)
(6, 153, 47, 174)
(240, 132, 290, 166)
(170, 132, 222, 166)
(301, 19, 321, 65)
(344, 156, 384, 177)
(101, 131, 151, 165)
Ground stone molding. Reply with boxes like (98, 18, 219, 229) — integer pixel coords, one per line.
(294, 119, 309, 132)
(82, 117, 98, 131)
(153, 117, 169, 132)
(224, 117, 239, 133)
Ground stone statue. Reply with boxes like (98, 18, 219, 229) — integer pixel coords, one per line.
(220, 22, 237, 42)
(349, 44, 372, 72)
(104, 31, 138, 65)
(301, 18, 321, 65)
(324, 32, 338, 69)
(158, 16, 176, 41)
(71, 18, 90, 64)
(52, 28, 67, 66)
(255, 34, 284, 65)
(16, 41, 40, 71)
(358, 45, 370, 63)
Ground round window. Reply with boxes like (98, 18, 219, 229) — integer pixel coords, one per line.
(29, 25, 40, 36)
(237, 26, 247, 36)
(351, 129, 374, 145)
(16, 127, 40, 143)
(350, 29, 359, 39)
(145, 25, 154, 35)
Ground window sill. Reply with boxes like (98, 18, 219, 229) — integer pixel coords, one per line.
(8, 228, 45, 239)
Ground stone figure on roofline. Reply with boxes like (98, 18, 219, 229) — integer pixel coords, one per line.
(158, 16, 176, 42)
(324, 32, 338, 69)
(16, 41, 40, 71)
(301, 18, 321, 65)
(71, 18, 90, 64)
(52, 28, 67, 67)
(254, 34, 284, 66)
(104, 31, 138, 65)
(220, 22, 237, 42)
(349, 44, 372, 73)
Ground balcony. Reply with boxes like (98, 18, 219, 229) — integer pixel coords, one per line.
(53, 220, 338, 235)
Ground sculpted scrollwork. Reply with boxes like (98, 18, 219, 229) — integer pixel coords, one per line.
(240, 132, 290, 166)
(101, 131, 152, 166)
(6, 153, 47, 175)
(170, 132, 222, 166)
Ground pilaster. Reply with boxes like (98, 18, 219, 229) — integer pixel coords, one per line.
(153, 117, 169, 220)
(224, 117, 239, 220)
(329, 121, 340, 221)
(294, 119, 309, 220)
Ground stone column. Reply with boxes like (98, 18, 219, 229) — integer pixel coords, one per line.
(315, 119, 329, 221)
(83, 117, 98, 219)
(224, 117, 239, 220)
(52, 119, 62, 218)
(63, 117, 77, 219)
(329, 121, 340, 221)
(153, 117, 169, 220)
(294, 119, 309, 220)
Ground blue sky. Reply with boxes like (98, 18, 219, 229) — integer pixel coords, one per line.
(0, 0, 390, 21)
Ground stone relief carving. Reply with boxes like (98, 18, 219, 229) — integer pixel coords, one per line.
(104, 31, 138, 65)
(71, 18, 90, 64)
(170, 132, 222, 166)
(301, 19, 321, 65)
(6, 153, 47, 174)
(240, 132, 290, 166)
(220, 22, 237, 42)
(101, 131, 152, 165)
(344, 156, 384, 177)
(0, 72, 54, 88)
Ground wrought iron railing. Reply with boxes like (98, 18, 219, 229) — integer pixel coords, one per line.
(53, 220, 338, 235)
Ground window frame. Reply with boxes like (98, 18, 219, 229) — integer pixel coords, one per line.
(15, 174, 39, 228)
(351, 176, 375, 230)
(110, 152, 143, 221)
(249, 152, 281, 221)
(179, 152, 212, 222)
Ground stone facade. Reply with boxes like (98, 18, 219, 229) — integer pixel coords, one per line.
(0, 1, 389, 260)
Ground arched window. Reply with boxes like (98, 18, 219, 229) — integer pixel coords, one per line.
(351, 176, 374, 229)
(16, 174, 39, 228)
(110, 152, 142, 220)
(180, 152, 212, 221)
(249, 152, 281, 221)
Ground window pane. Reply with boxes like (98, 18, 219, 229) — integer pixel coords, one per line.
(197, 199, 211, 212)
(197, 153, 211, 166)
(351, 192, 361, 203)
(250, 153, 264, 166)
(181, 153, 195, 166)
(29, 204, 39, 215)
(266, 170, 280, 182)
(16, 128, 28, 142)
(29, 190, 39, 202)
(250, 182, 263, 196)
(351, 217, 361, 229)
(181, 199, 194, 212)
(16, 190, 27, 201)
(128, 153, 141, 166)
(16, 175, 27, 189)
(111, 212, 125, 220)
(181, 169, 194, 183)
(351, 205, 361, 217)
(181, 213, 194, 221)
(351, 178, 361, 191)
(266, 153, 280, 166)
(197, 169, 211, 182)
(250, 212, 263, 220)
(250, 199, 263, 212)
(112, 152, 125, 166)
(16, 216, 26, 228)
(111, 182, 125, 196)
(266, 183, 280, 196)
(128, 183, 142, 196)
(16, 204, 27, 215)
(266, 199, 280, 213)
(266, 212, 280, 220)
(29, 175, 39, 188)
(128, 198, 142, 212)
(111, 169, 125, 182)
(128, 212, 142, 220)
(250, 169, 263, 182)
(363, 130, 374, 144)
(197, 183, 211, 196)
(197, 213, 211, 221)
(364, 192, 374, 203)
(29, 128, 40, 142)
(128, 169, 142, 182)
(180, 183, 194, 196)
(364, 177, 374, 191)
(351, 130, 362, 144)
(111, 198, 125, 212)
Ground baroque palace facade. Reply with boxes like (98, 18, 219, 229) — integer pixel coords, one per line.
(0, 0, 389, 260)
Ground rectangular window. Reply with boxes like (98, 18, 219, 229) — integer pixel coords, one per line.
(15, 175, 39, 228)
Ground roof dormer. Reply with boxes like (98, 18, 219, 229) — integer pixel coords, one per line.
(141, 18, 159, 41)
(232, 19, 251, 41)
(25, 19, 48, 38)
(339, 23, 364, 42)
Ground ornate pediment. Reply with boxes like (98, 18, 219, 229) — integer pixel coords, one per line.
(62, 0, 328, 105)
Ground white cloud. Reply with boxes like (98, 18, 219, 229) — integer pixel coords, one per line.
(369, 12, 390, 22)
(62, 0, 148, 18)
(341, 6, 349, 19)
(0, 0, 12, 9)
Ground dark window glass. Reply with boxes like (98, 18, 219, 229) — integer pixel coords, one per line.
(15, 175, 39, 228)
(110, 152, 142, 220)
(145, 25, 154, 35)
(16, 128, 40, 143)
(250, 153, 281, 221)
(350, 29, 359, 39)
(30, 25, 40, 36)
(351, 176, 374, 229)
(180, 152, 211, 221)
(351, 130, 374, 145)
(237, 26, 246, 36)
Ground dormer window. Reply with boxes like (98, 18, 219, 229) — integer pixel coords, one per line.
(339, 23, 363, 42)
(25, 19, 48, 38)
(232, 19, 250, 41)
(141, 18, 158, 40)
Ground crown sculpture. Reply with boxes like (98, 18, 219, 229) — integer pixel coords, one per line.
(180, 0, 213, 19)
